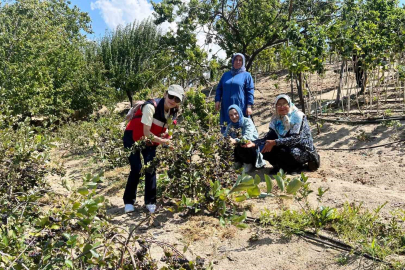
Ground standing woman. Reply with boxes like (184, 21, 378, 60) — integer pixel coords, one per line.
(215, 53, 254, 132)
(223, 105, 265, 173)
(123, 85, 184, 214)
(244, 94, 320, 174)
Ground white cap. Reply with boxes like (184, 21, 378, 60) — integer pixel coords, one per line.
(167, 84, 184, 102)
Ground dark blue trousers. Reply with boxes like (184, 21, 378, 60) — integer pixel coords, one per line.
(123, 146, 157, 205)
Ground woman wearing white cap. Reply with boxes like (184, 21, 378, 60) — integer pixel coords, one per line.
(123, 85, 184, 214)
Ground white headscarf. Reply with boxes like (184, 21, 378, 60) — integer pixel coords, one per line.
(269, 94, 304, 137)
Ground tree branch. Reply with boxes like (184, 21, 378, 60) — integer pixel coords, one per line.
(246, 37, 287, 70)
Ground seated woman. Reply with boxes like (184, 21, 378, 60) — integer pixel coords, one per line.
(244, 94, 320, 174)
(223, 105, 265, 173)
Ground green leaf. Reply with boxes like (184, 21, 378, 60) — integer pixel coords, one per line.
(2, 235, 9, 247)
(219, 217, 226, 227)
(83, 243, 92, 254)
(254, 174, 261, 185)
(232, 211, 247, 224)
(229, 184, 255, 194)
(234, 195, 248, 202)
(77, 187, 89, 196)
(239, 174, 254, 184)
(247, 186, 261, 197)
(72, 202, 81, 210)
(87, 182, 97, 189)
(51, 224, 60, 230)
(275, 175, 285, 192)
(90, 249, 100, 258)
(264, 174, 273, 193)
(286, 179, 303, 194)
(65, 259, 73, 269)
(236, 223, 249, 229)
(67, 235, 78, 247)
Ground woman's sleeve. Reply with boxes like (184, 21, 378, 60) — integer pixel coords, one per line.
(215, 75, 224, 103)
(253, 128, 277, 146)
(242, 119, 258, 141)
(275, 134, 300, 147)
(245, 74, 254, 105)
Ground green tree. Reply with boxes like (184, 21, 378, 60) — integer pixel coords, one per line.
(100, 19, 168, 105)
(0, 0, 106, 117)
(160, 29, 212, 89)
(328, 0, 405, 101)
(152, 0, 337, 71)
(282, 23, 328, 113)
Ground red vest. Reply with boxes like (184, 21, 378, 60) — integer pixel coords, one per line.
(123, 98, 177, 147)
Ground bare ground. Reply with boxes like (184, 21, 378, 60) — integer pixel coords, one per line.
(47, 68, 405, 270)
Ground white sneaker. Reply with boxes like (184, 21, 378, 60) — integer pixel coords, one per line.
(243, 163, 253, 173)
(125, 204, 135, 213)
(146, 204, 156, 214)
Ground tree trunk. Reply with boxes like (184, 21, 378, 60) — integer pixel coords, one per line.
(126, 90, 133, 107)
(296, 72, 306, 114)
(290, 71, 294, 102)
(336, 59, 345, 104)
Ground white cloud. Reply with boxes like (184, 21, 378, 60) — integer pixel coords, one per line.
(91, 0, 225, 59)
(91, 0, 154, 30)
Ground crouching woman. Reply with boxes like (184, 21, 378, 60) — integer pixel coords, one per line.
(244, 94, 320, 174)
(223, 105, 265, 173)
(122, 85, 184, 213)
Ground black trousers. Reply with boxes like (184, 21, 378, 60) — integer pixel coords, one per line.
(234, 144, 257, 165)
(262, 146, 301, 173)
(260, 132, 302, 173)
(123, 145, 157, 205)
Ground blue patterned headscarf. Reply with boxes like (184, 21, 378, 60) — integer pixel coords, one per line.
(228, 104, 244, 129)
(231, 53, 246, 76)
(269, 94, 304, 137)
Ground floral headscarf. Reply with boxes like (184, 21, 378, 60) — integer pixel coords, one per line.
(269, 94, 304, 137)
(231, 53, 247, 76)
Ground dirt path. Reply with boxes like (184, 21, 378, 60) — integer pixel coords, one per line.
(47, 70, 405, 269)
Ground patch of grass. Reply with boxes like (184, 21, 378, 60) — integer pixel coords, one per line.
(336, 254, 349, 265)
(259, 202, 405, 267)
(356, 130, 372, 142)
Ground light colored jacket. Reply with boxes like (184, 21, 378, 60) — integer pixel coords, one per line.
(224, 118, 265, 168)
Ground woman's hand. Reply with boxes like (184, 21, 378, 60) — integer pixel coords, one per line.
(159, 138, 170, 146)
(242, 141, 256, 148)
(229, 138, 236, 144)
(215, 101, 221, 111)
(246, 106, 252, 116)
(261, 140, 276, 153)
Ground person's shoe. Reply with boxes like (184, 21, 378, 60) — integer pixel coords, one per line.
(269, 166, 280, 175)
(146, 204, 156, 214)
(308, 153, 320, 171)
(233, 162, 243, 170)
(124, 204, 135, 213)
(243, 163, 254, 173)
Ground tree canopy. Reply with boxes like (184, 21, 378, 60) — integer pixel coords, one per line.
(153, 0, 338, 70)
(0, 0, 111, 117)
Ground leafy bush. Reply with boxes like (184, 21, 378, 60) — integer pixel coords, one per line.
(56, 111, 128, 169)
(0, 0, 113, 118)
(0, 105, 211, 269)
